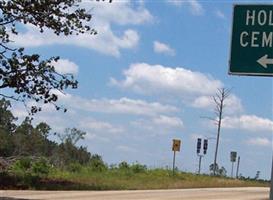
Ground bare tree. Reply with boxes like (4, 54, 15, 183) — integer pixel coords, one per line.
(212, 88, 230, 175)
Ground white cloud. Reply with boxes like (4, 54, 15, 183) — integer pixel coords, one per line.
(188, 0, 204, 15)
(153, 41, 175, 56)
(11, 94, 180, 138)
(12, 101, 74, 133)
(190, 133, 205, 140)
(17, 93, 178, 118)
(191, 96, 212, 108)
(246, 137, 271, 147)
(215, 9, 226, 19)
(85, 0, 153, 26)
(130, 115, 184, 135)
(117, 145, 137, 153)
(224, 95, 244, 114)
(167, 0, 183, 6)
(167, 0, 204, 15)
(222, 115, 273, 133)
(79, 118, 124, 135)
(111, 63, 223, 100)
(191, 94, 243, 115)
(153, 115, 183, 128)
(12, 101, 125, 138)
(52, 59, 79, 75)
(11, 1, 153, 57)
(62, 96, 179, 116)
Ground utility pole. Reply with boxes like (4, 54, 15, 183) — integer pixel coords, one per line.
(236, 156, 240, 179)
(212, 88, 230, 175)
(270, 158, 273, 200)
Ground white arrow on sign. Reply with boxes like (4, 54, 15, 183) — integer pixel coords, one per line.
(257, 54, 273, 68)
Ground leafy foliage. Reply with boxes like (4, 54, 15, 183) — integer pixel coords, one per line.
(118, 161, 130, 170)
(209, 163, 227, 177)
(31, 158, 50, 177)
(131, 162, 147, 173)
(0, 0, 112, 114)
(88, 154, 107, 172)
(0, 98, 91, 168)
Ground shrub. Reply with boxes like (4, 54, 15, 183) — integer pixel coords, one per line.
(118, 161, 130, 170)
(9, 157, 50, 177)
(109, 164, 117, 170)
(31, 158, 50, 177)
(67, 162, 82, 173)
(10, 157, 32, 175)
(89, 154, 107, 172)
(131, 163, 147, 173)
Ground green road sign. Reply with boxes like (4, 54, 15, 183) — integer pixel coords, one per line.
(229, 5, 273, 76)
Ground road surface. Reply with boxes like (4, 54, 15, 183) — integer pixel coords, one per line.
(0, 187, 269, 200)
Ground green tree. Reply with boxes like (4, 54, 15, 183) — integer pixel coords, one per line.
(118, 161, 130, 170)
(89, 154, 107, 171)
(0, 0, 112, 114)
(53, 128, 90, 166)
(35, 122, 51, 139)
(218, 166, 227, 177)
(58, 128, 86, 146)
(0, 98, 17, 132)
(13, 117, 34, 155)
(209, 163, 227, 177)
(0, 98, 16, 156)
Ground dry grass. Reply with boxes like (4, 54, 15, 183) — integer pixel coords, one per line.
(47, 168, 269, 190)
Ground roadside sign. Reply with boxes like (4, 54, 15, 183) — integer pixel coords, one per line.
(172, 139, 181, 152)
(172, 139, 181, 175)
(230, 151, 237, 162)
(203, 139, 208, 155)
(229, 5, 273, 76)
(197, 138, 201, 154)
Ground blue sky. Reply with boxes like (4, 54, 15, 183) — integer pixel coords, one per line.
(10, 0, 273, 179)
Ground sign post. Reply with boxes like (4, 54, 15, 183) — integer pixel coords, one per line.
(229, 4, 273, 198)
(172, 139, 181, 176)
(271, 157, 273, 200)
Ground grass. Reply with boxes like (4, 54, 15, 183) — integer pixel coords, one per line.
(45, 167, 269, 190)
(1, 167, 269, 190)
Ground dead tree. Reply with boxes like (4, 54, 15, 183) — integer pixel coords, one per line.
(212, 88, 230, 175)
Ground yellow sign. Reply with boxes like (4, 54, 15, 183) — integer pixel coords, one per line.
(172, 139, 181, 152)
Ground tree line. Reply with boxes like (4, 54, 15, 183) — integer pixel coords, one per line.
(0, 98, 98, 168)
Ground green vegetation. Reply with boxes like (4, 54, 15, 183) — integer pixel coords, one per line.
(0, 98, 269, 190)
(47, 164, 268, 190)
(1, 161, 269, 190)
(0, 0, 111, 114)
(0, 98, 91, 168)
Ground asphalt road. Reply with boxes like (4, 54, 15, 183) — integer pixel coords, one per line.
(0, 187, 269, 200)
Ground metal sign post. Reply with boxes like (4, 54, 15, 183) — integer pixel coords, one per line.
(198, 155, 203, 174)
(231, 162, 234, 178)
(172, 139, 181, 176)
(172, 150, 176, 176)
(270, 158, 273, 200)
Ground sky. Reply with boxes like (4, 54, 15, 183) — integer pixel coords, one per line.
(8, 0, 273, 179)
